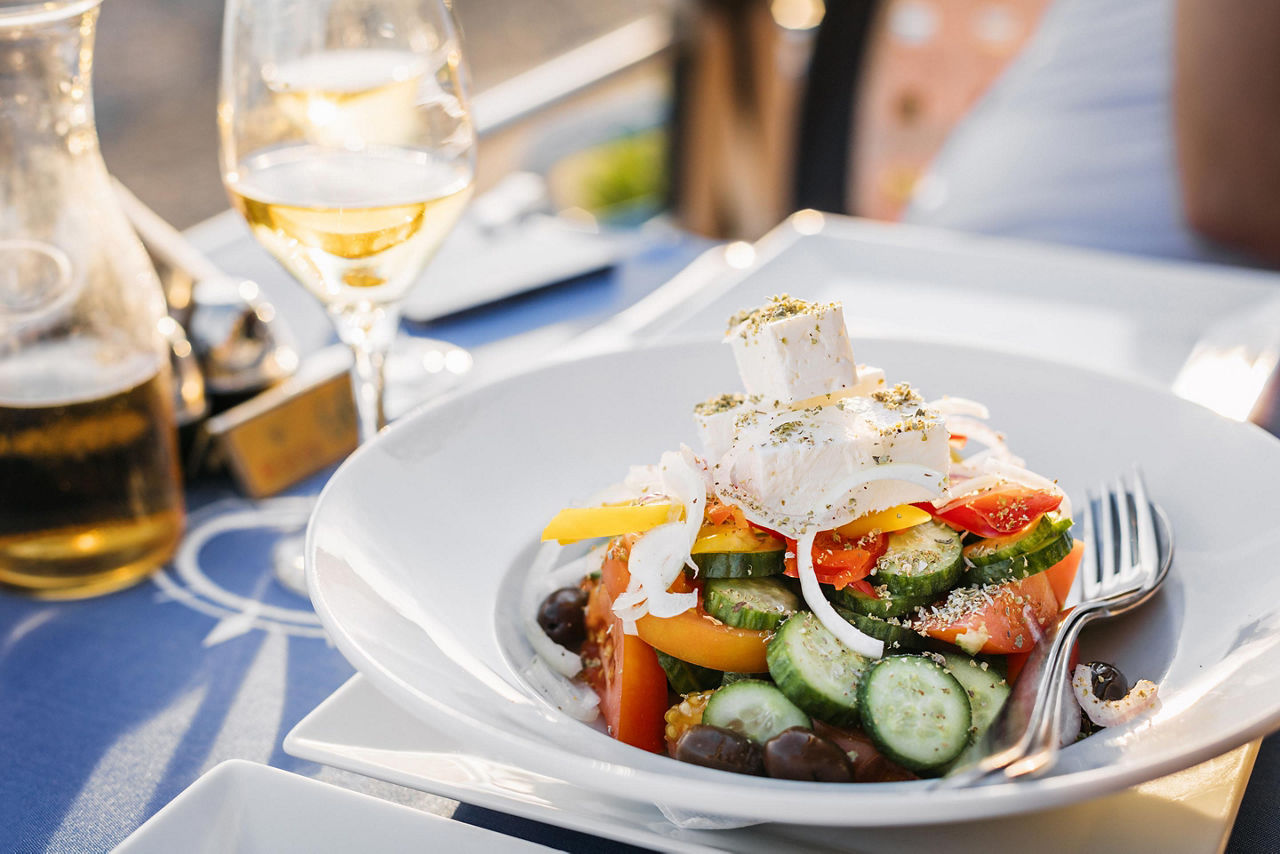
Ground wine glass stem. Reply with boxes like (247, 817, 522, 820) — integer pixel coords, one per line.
(331, 302, 400, 444)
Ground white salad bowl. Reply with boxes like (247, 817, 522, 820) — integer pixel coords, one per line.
(305, 338, 1280, 826)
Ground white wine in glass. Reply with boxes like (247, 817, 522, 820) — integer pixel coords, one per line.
(220, 0, 475, 440)
(228, 146, 472, 305)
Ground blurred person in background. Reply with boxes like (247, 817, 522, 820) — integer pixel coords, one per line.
(804, 0, 1280, 267)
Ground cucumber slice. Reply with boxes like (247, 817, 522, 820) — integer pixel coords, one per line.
(857, 655, 972, 772)
(834, 607, 931, 653)
(963, 515, 1072, 567)
(766, 611, 872, 726)
(836, 584, 937, 619)
(702, 679, 811, 744)
(937, 652, 1012, 772)
(939, 652, 1010, 737)
(965, 530, 1074, 586)
(873, 521, 964, 597)
(656, 650, 723, 694)
(691, 549, 785, 578)
(705, 577, 800, 630)
(721, 672, 753, 687)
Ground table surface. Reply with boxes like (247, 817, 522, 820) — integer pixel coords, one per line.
(2, 215, 1278, 854)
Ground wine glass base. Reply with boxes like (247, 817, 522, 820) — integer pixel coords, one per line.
(384, 336, 473, 419)
(272, 532, 310, 597)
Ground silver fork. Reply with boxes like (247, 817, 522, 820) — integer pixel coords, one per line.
(939, 467, 1173, 786)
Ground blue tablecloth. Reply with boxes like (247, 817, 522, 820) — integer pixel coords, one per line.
(2, 229, 1277, 853)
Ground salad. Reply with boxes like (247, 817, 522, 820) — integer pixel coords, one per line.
(527, 295, 1158, 782)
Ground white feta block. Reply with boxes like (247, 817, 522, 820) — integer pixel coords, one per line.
(724, 406, 872, 525)
(850, 364, 886, 396)
(714, 391, 950, 533)
(836, 389, 950, 512)
(726, 298, 857, 405)
(787, 364, 887, 411)
(692, 393, 749, 462)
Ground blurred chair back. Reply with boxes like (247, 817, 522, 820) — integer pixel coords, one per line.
(668, 0, 815, 239)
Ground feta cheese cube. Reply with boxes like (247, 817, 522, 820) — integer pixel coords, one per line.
(786, 365, 887, 411)
(851, 364, 886, 396)
(724, 406, 872, 524)
(835, 387, 950, 511)
(693, 393, 749, 462)
(714, 389, 949, 532)
(726, 297, 857, 405)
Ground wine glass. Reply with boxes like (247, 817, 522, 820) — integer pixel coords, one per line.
(218, 0, 475, 444)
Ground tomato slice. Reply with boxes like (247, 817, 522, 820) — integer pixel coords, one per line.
(782, 532, 887, 590)
(1004, 634, 1080, 686)
(1043, 539, 1085, 606)
(703, 497, 738, 526)
(949, 540, 1084, 680)
(582, 578, 669, 753)
(1004, 651, 1031, 685)
(918, 571, 1060, 655)
(847, 578, 878, 597)
(922, 485, 1063, 538)
(601, 540, 770, 673)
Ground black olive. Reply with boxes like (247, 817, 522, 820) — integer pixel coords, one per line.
(1086, 661, 1130, 702)
(763, 727, 856, 782)
(674, 725, 765, 776)
(536, 587, 588, 651)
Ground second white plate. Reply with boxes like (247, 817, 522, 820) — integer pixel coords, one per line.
(113, 759, 551, 854)
(285, 676, 1260, 853)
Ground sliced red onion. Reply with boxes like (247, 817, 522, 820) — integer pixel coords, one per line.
(522, 543, 598, 678)
(1072, 664, 1161, 728)
(945, 416, 1014, 458)
(524, 615, 584, 678)
(521, 655, 599, 722)
(612, 449, 706, 631)
(794, 530, 885, 659)
(1059, 674, 1082, 747)
(928, 396, 991, 419)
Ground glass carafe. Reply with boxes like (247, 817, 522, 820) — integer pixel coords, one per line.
(0, 0, 184, 598)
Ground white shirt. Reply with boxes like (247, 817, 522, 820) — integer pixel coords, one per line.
(903, 0, 1228, 262)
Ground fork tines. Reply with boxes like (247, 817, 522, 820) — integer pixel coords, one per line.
(1081, 467, 1159, 601)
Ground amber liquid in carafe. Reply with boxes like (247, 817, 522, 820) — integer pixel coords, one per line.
(0, 363, 184, 598)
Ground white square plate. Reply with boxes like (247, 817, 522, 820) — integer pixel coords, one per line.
(113, 759, 553, 854)
(297, 214, 1280, 830)
(580, 213, 1280, 388)
(285, 676, 1259, 853)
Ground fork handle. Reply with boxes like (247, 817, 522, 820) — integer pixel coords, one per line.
(937, 603, 1089, 787)
(1001, 605, 1099, 778)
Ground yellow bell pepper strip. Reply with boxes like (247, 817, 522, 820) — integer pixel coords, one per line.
(686, 514, 783, 555)
(835, 504, 932, 540)
(689, 524, 785, 554)
(689, 500, 784, 554)
(541, 503, 683, 545)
